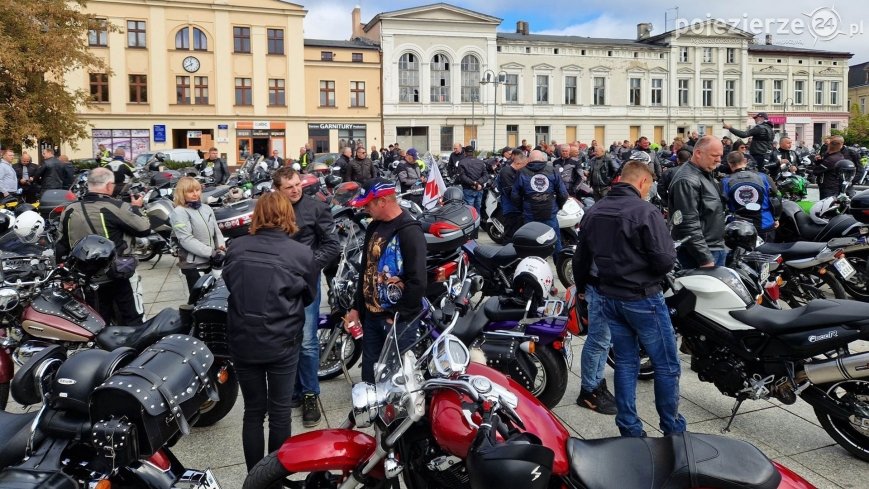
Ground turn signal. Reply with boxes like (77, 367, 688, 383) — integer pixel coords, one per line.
(818, 267, 827, 275)
(520, 341, 537, 354)
(94, 480, 112, 489)
(217, 365, 230, 384)
(433, 261, 458, 283)
(834, 250, 845, 260)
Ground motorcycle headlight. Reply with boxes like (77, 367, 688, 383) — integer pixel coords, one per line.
(351, 382, 378, 428)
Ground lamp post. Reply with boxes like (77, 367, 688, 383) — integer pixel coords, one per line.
(781, 97, 794, 137)
(481, 69, 508, 156)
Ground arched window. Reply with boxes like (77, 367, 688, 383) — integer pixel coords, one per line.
(398, 53, 419, 103)
(461, 54, 480, 103)
(175, 27, 189, 50)
(193, 27, 208, 51)
(430, 53, 450, 103)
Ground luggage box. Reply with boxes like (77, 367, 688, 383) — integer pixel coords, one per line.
(513, 222, 557, 258)
(849, 189, 869, 224)
(418, 202, 480, 253)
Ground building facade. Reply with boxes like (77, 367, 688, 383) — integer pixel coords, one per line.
(848, 61, 869, 115)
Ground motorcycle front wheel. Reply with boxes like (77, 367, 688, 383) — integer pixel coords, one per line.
(814, 379, 869, 462)
(318, 327, 361, 380)
(527, 345, 568, 408)
(555, 248, 575, 288)
(243, 452, 346, 489)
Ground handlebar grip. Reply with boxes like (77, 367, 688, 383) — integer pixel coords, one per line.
(454, 278, 472, 307)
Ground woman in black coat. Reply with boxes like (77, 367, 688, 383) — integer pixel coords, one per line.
(223, 191, 318, 471)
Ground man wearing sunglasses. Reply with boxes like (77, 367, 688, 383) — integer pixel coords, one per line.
(349, 145, 376, 184)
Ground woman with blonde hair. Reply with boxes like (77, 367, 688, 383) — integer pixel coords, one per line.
(222, 191, 317, 471)
(169, 176, 225, 297)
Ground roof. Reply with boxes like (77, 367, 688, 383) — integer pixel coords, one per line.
(497, 32, 661, 49)
(747, 43, 853, 59)
(364, 2, 501, 32)
(304, 38, 380, 50)
(850, 61, 869, 88)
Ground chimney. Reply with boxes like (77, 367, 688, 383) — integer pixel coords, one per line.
(636, 23, 652, 40)
(516, 21, 529, 35)
(351, 6, 362, 39)
(765, 34, 773, 45)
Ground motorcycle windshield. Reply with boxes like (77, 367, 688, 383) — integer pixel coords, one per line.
(373, 319, 416, 426)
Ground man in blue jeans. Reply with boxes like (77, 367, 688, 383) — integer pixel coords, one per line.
(275, 167, 340, 428)
(573, 160, 686, 437)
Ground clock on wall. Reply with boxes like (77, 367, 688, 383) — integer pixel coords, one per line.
(182, 56, 200, 73)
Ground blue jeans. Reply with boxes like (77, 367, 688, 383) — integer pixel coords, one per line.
(580, 285, 610, 392)
(542, 216, 563, 253)
(295, 275, 321, 397)
(604, 291, 686, 437)
(463, 189, 483, 213)
(677, 248, 726, 269)
(360, 312, 418, 383)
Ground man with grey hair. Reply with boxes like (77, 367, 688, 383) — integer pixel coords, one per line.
(552, 143, 579, 196)
(0, 149, 18, 197)
(57, 167, 151, 325)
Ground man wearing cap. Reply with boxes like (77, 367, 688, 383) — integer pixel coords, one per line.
(723, 113, 775, 172)
(344, 178, 427, 383)
(456, 145, 489, 213)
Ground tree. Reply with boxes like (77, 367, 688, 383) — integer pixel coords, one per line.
(0, 0, 113, 149)
(832, 104, 869, 147)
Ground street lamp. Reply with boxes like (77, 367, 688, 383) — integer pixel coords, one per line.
(781, 97, 794, 138)
(481, 69, 508, 156)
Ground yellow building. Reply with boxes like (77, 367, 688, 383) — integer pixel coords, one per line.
(849, 62, 869, 115)
(65, 0, 310, 165)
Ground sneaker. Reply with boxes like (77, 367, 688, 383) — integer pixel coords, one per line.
(302, 394, 322, 428)
(597, 379, 617, 405)
(576, 384, 617, 415)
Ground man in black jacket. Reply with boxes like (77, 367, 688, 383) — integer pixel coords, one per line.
(349, 146, 376, 184)
(588, 145, 620, 201)
(34, 147, 68, 191)
(573, 160, 686, 436)
(335, 147, 353, 184)
(815, 136, 847, 199)
(13, 152, 39, 203)
(724, 112, 775, 169)
(344, 178, 427, 383)
(456, 145, 489, 213)
(274, 167, 340, 427)
(775, 136, 799, 176)
(201, 147, 230, 185)
(447, 142, 464, 180)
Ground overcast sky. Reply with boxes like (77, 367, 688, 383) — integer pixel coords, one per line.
(299, 1, 869, 64)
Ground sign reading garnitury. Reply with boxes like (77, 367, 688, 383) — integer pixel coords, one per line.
(307, 123, 367, 130)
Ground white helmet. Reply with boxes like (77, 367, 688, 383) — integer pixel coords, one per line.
(809, 197, 839, 225)
(13, 211, 45, 244)
(512, 256, 554, 301)
(557, 198, 584, 228)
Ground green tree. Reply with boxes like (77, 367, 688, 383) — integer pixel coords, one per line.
(832, 104, 869, 147)
(0, 0, 113, 149)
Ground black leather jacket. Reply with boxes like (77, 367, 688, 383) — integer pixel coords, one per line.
(291, 195, 339, 271)
(457, 157, 490, 190)
(729, 122, 775, 157)
(668, 162, 725, 265)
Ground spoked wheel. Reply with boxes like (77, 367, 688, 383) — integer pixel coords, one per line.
(131, 241, 157, 262)
(781, 270, 846, 308)
(607, 348, 655, 380)
(814, 379, 869, 461)
(243, 451, 344, 488)
(526, 346, 568, 408)
(317, 328, 361, 381)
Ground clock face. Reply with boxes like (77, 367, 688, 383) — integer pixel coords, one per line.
(182, 56, 200, 73)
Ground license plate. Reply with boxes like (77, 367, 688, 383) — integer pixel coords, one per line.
(834, 258, 856, 280)
(760, 262, 770, 283)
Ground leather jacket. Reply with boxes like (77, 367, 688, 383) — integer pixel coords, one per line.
(668, 162, 725, 265)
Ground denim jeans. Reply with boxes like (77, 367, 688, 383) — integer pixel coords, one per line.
(603, 291, 686, 437)
(580, 285, 611, 392)
(295, 275, 321, 397)
(463, 189, 483, 213)
(361, 312, 418, 383)
(677, 248, 726, 269)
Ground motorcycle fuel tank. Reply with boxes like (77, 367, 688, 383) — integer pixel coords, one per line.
(21, 288, 104, 342)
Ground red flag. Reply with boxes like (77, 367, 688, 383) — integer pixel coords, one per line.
(423, 159, 447, 209)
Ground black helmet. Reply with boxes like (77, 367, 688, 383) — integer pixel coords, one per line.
(835, 159, 856, 182)
(325, 174, 343, 189)
(467, 416, 554, 489)
(13, 203, 37, 216)
(66, 235, 116, 278)
(724, 220, 758, 251)
(443, 186, 464, 203)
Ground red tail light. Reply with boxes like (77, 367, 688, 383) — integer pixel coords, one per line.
(429, 221, 460, 238)
(552, 340, 564, 350)
(433, 261, 458, 282)
(53, 206, 66, 214)
(147, 450, 171, 471)
(470, 207, 479, 221)
(65, 191, 76, 201)
(764, 281, 781, 302)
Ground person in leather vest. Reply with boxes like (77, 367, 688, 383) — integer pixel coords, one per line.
(722, 152, 780, 242)
(512, 150, 568, 252)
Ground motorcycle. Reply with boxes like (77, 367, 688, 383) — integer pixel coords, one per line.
(128, 182, 177, 263)
(242, 299, 815, 489)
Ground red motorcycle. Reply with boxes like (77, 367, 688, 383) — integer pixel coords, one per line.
(242, 288, 816, 489)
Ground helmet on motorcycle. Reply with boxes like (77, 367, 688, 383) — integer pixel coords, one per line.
(466, 421, 554, 489)
(13, 210, 44, 244)
(13, 203, 37, 217)
(66, 235, 116, 278)
(512, 256, 554, 302)
(300, 173, 321, 196)
(0, 209, 15, 235)
(835, 159, 856, 183)
(628, 150, 652, 163)
(557, 198, 584, 228)
(324, 174, 343, 189)
(809, 197, 840, 225)
(443, 186, 464, 204)
(723, 220, 758, 251)
(778, 174, 808, 199)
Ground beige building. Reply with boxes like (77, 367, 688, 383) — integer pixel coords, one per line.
(849, 61, 869, 115)
(303, 38, 382, 155)
(65, 0, 309, 165)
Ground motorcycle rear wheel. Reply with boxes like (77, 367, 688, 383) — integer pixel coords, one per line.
(814, 379, 869, 462)
(840, 256, 869, 302)
(193, 364, 239, 427)
(528, 345, 568, 408)
(131, 242, 157, 262)
(555, 251, 574, 288)
(243, 451, 345, 489)
(782, 270, 846, 308)
(485, 214, 507, 244)
(318, 328, 361, 380)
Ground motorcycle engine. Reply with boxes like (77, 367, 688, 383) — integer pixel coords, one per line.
(690, 344, 748, 397)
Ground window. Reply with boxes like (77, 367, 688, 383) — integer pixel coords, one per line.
(235, 77, 252, 105)
(794, 80, 805, 105)
(678, 79, 689, 106)
(536, 75, 549, 103)
(702, 80, 713, 107)
(233, 27, 251, 53)
(194, 76, 208, 104)
(268, 79, 285, 106)
(754, 80, 764, 104)
(679, 47, 688, 62)
(593, 77, 606, 105)
(193, 27, 207, 51)
(398, 53, 419, 103)
(629, 77, 641, 106)
(127, 20, 146, 48)
(831, 81, 840, 105)
(175, 27, 189, 49)
(89, 73, 109, 102)
(505, 74, 518, 103)
(430, 54, 450, 103)
(267, 29, 284, 55)
(92, 129, 151, 163)
(651, 79, 662, 106)
(862, 97, 866, 114)
(773, 80, 784, 104)
(351, 81, 366, 107)
(725, 80, 736, 107)
(703, 47, 713, 63)
(564, 76, 577, 105)
(176, 76, 190, 104)
(440, 126, 454, 152)
(815, 80, 824, 105)
(320, 80, 335, 107)
(352, 53, 363, 63)
(535, 126, 550, 144)
(321, 51, 334, 61)
(726, 48, 735, 64)
(460, 55, 480, 103)
(88, 19, 108, 47)
(128, 74, 147, 103)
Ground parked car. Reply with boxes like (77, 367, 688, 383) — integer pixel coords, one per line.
(313, 152, 339, 165)
(148, 148, 203, 167)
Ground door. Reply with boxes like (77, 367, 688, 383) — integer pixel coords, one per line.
(594, 125, 605, 145)
(464, 126, 477, 145)
(654, 126, 664, 145)
(253, 138, 270, 157)
(813, 123, 825, 145)
(566, 126, 576, 143)
(237, 138, 252, 162)
(271, 138, 285, 160)
(629, 126, 640, 142)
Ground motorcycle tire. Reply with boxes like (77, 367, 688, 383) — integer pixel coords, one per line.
(782, 270, 847, 308)
(556, 250, 574, 288)
(318, 328, 362, 381)
(840, 256, 869, 302)
(813, 379, 869, 462)
(193, 364, 239, 427)
(485, 214, 507, 244)
(606, 348, 655, 381)
(132, 243, 157, 262)
(243, 451, 340, 489)
(527, 345, 568, 408)
(0, 381, 7, 411)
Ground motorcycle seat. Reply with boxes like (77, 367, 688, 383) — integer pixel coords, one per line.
(451, 300, 492, 344)
(474, 243, 518, 266)
(792, 211, 826, 241)
(755, 241, 827, 261)
(483, 297, 527, 322)
(567, 432, 780, 489)
(0, 411, 38, 468)
(95, 308, 185, 351)
(730, 299, 869, 334)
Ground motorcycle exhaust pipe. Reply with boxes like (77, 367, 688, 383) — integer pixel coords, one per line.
(802, 351, 869, 385)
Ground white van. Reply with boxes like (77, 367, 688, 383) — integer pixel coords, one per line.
(147, 148, 202, 167)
